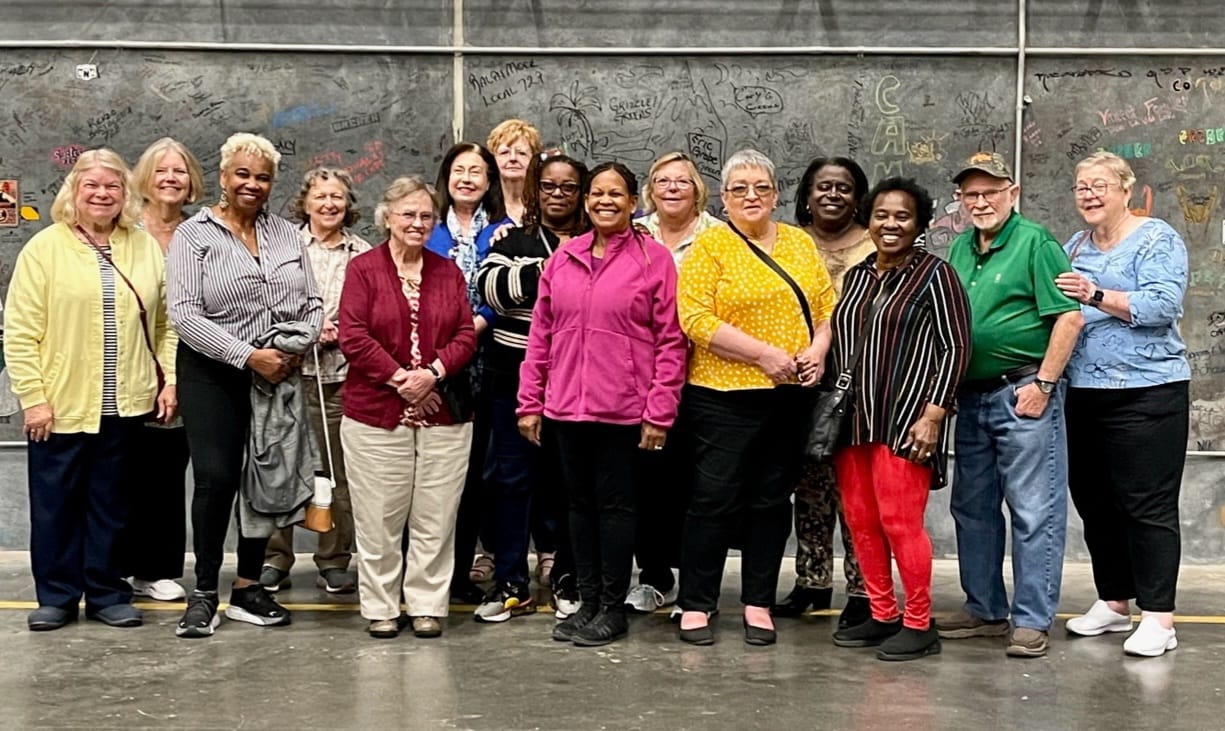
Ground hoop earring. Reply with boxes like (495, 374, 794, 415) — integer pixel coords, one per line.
(219, 189, 229, 210)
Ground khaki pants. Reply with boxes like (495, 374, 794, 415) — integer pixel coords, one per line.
(265, 378, 354, 572)
(341, 416, 472, 620)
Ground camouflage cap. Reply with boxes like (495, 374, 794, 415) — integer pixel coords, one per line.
(952, 151, 1014, 184)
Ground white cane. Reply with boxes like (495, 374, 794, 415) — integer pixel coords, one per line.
(304, 346, 335, 532)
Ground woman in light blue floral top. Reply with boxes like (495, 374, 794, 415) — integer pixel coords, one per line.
(1055, 151, 1189, 658)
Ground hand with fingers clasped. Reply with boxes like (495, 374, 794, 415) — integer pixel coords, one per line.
(401, 391, 442, 426)
(395, 368, 437, 404)
(795, 346, 826, 388)
(756, 345, 798, 385)
(639, 423, 668, 451)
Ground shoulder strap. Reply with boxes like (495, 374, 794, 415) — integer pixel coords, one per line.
(75, 226, 165, 389)
(727, 222, 814, 339)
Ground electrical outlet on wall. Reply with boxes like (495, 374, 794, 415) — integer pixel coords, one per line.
(75, 64, 99, 81)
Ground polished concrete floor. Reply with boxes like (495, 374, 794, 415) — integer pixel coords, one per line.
(1, 552, 1223, 730)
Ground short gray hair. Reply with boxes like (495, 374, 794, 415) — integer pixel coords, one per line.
(721, 149, 776, 190)
(219, 132, 281, 176)
(374, 176, 440, 230)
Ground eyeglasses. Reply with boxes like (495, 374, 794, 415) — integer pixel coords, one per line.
(724, 183, 775, 199)
(539, 181, 580, 196)
(954, 186, 1012, 203)
(653, 177, 694, 190)
(1072, 180, 1121, 198)
(389, 211, 436, 224)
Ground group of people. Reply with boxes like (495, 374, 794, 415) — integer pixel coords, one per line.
(4, 116, 1190, 661)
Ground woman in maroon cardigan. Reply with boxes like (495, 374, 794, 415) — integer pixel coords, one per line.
(338, 175, 478, 639)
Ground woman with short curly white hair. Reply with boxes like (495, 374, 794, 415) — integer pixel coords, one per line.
(167, 132, 323, 638)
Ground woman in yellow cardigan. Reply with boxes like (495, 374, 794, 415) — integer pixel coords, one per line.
(4, 149, 177, 632)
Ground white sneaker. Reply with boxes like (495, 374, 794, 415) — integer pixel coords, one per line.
(553, 595, 582, 620)
(1066, 600, 1133, 636)
(1123, 616, 1178, 657)
(131, 578, 187, 602)
(625, 584, 662, 612)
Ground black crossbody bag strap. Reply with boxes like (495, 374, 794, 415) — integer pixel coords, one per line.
(727, 222, 814, 340)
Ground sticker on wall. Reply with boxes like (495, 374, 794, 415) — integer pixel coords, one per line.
(0, 179, 17, 227)
(20, 206, 39, 222)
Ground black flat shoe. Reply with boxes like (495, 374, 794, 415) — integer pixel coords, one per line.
(876, 624, 941, 661)
(743, 618, 777, 646)
(838, 596, 872, 629)
(449, 579, 487, 606)
(771, 586, 833, 618)
(832, 617, 903, 648)
(679, 612, 715, 645)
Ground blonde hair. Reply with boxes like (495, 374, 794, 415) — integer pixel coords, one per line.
(132, 137, 206, 205)
(374, 176, 439, 230)
(219, 132, 281, 175)
(486, 119, 543, 156)
(290, 167, 360, 227)
(50, 148, 142, 230)
(641, 152, 709, 215)
(1075, 151, 1136, 192)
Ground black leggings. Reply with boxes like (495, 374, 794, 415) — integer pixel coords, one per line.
(177, 344, 267, 592)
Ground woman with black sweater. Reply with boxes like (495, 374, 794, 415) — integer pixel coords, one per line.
(474, 152, 590, 623)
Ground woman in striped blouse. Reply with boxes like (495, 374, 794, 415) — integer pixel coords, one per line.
(167, 132, 323, 639)
(828, 177, 971, 661)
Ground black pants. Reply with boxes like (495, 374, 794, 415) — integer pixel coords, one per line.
(120, 424, 189, 581)
(1066, 381, 1188, 612)
(28, 415, 143, 611)
(452, 393, 493, 583)
(633, 418, 690, 592)
(678, 385, 812, 612)
(178, 344, 266, 593)
(552, 420, 640, 608)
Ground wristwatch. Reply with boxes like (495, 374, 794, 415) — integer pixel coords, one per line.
(424, 363, 442, 381)
(1089, 289, 1104, 307)
(1035, 378, 1057, 394)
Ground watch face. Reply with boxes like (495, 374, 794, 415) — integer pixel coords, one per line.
(1037, 380, 1055, 394)
(1091, 289, 1104, 303)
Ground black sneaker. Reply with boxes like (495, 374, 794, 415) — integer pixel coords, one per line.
(838, 596, 872, 629)
(552, 601, 600, 642)
(474, 582, 535, 623)
(572, 606, 629, 647)
(832, 617, 902, 648)
(225, 584, 292, 627)
(876, 624, 941, 661)
(176, 591, 220, 638)
(259, 565, 291, 593)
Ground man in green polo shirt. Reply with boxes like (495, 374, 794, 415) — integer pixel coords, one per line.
(937, 152, 1084, 659)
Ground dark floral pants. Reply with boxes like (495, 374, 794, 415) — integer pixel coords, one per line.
(793, 459, 866, 595)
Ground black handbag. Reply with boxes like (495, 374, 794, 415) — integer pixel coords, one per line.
(805, 276, 897, 461)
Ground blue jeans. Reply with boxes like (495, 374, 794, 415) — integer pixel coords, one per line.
(487, 396, 536, 585)
(952, 375, 1068, 630)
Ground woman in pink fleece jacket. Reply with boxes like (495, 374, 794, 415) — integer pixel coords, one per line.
(518, 161, 687, 647)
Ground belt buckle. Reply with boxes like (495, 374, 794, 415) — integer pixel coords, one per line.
(834, 373, 853, 390)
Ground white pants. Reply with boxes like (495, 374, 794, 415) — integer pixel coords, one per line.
(341, 416, 473, 620)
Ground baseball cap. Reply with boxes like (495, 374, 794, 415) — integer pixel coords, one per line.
(952, 151, 1014, 184)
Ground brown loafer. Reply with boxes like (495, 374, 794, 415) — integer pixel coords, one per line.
(412, 616, 442, 638)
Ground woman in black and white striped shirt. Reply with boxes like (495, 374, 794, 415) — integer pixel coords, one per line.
(167, 132, 323, 639)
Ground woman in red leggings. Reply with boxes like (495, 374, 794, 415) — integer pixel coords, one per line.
(826, 177, 971, 661)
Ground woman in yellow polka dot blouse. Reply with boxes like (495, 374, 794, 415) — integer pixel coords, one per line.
(674, 149, 835, 646)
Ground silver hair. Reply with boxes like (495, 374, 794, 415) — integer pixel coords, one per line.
(720, 148, 777, 190)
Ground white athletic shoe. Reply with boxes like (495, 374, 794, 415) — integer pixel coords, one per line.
(1123, 616, 1178, 657)
(131, 578, 187, 602)
(1065, 600, 1133, 637)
